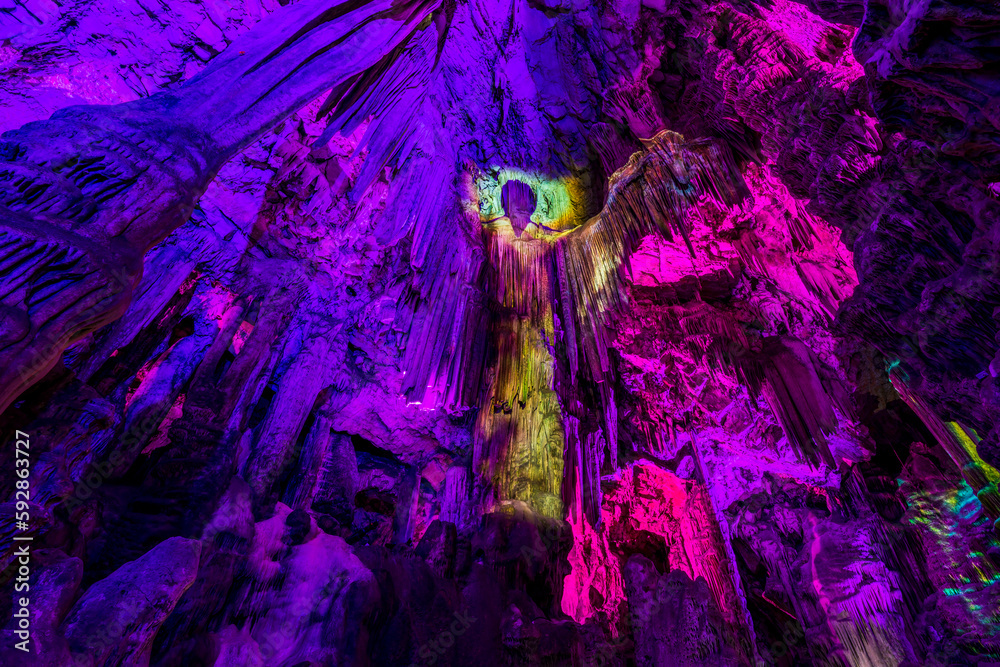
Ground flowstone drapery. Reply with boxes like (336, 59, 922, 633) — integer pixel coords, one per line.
(0, 0, 444, 413)
(2, 0, 1000, 665)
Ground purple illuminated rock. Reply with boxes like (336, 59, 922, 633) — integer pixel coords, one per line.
(0, 0, 998, 665)
(0, 550, 81, 667)
(61, 537, 201, 667)
(624, 555, 738, 667)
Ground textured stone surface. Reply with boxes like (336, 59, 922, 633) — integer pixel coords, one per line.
(624, 555, 738, 667)
(61, 537, 201, 666)
(1, 0, 999, 665)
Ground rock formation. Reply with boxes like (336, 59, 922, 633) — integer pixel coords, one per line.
(1, 0, 998, 666)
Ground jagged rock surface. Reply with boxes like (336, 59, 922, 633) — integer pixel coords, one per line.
(1, 1, 999, 666)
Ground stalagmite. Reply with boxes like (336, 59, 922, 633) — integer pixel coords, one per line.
(3, 0, 1000, 664)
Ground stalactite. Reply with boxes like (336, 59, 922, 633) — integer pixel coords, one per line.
(4, 0, 999, 664)
(891, 366, 1000, 534)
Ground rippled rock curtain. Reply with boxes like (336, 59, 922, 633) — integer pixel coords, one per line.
(1, 0, 999, 666)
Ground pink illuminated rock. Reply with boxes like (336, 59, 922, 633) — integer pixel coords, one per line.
(1, 0, 998, 665)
